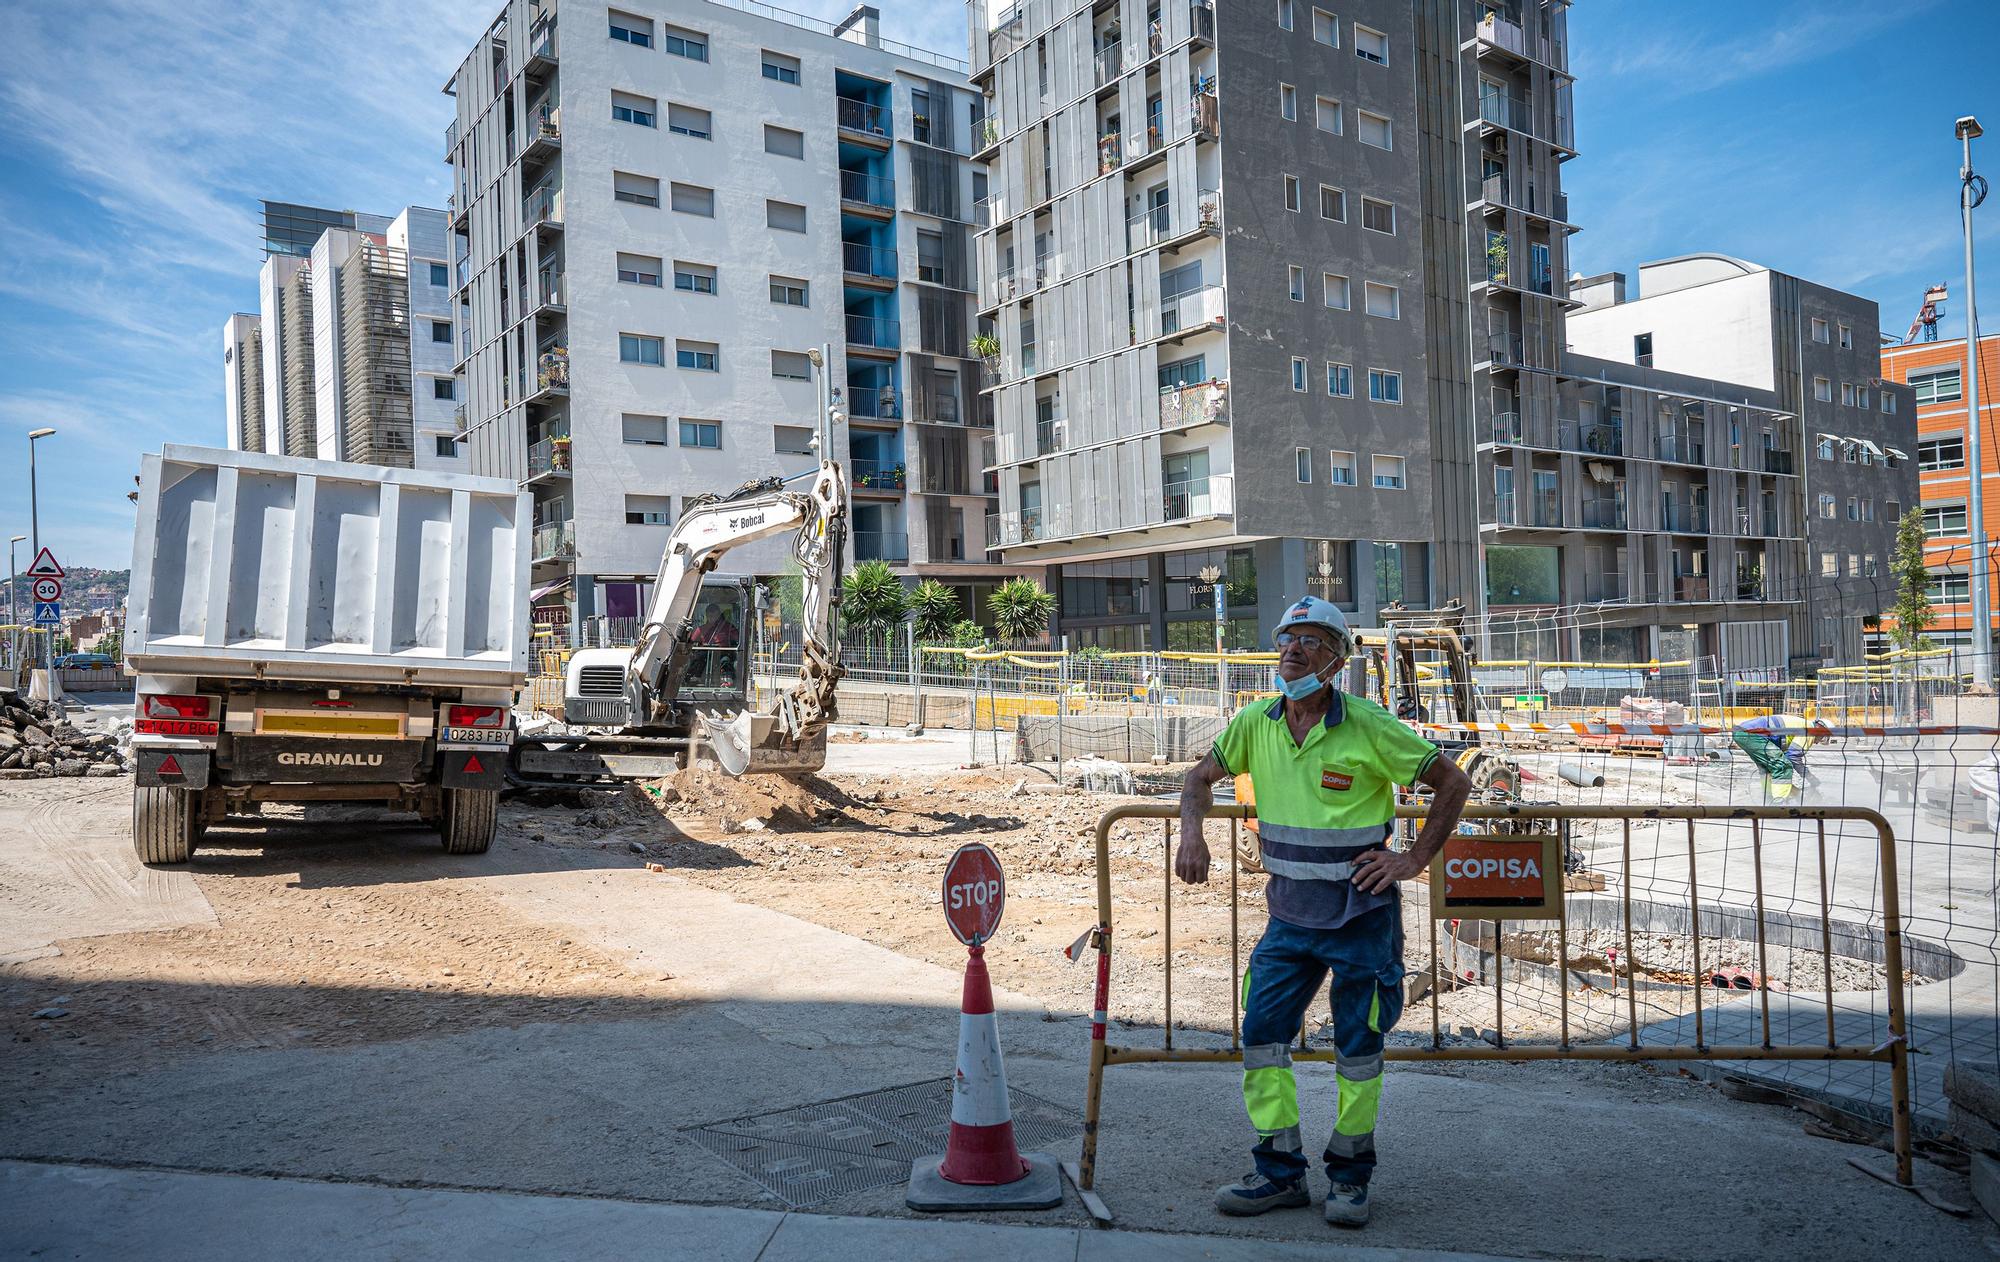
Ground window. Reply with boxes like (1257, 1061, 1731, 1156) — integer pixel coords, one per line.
(431, 377, 455, 400)
(1319, 184, 1345, 221)
(613, 171, 659, 206)
(1283, 174, 1301, 211)
(1368, 369, 1401, 403)
(1326, 362, 1353, 397)
(1159, 355, 1208, 390)
(625, 494, 671, 525)
(1928, 572, 1972, 603)
(1857, 387, 1870, 409)
(1813, 376, 1832, 402)
(764, 124, 804, 158)
(1278, 0, 1294, 30)
(917, 230, 945, 283)
(1846, 497, 1858, 520)
(775, 425, 815, 456)
(622, 413, 670, 445)
(770, 275, 809, 306)
(609, 10, 652, 46)
(1910, 368, 1962, 403)
(677, 340, 719, 371)
(434, 435, 458, 458)
(611, 91, 656, 127)
(1364, 282, 1400, 319)
(1923, 504, 1968, 537)
(1291, 356, 1308, 392)
(1330, 449, 1356, 485)
(1322, 273, 1350, 309)
(1288, 265, 1306, 302)
(1360, 197, 1395, 234)
(667, 103, 712, 139)
(1839, 323, 1853, 349)
(428, 262, 449, 287)
(1296, 447, 1313, 483)
(1883, 391, 1898, 414)
(1312, 7, 1338, 45)
(1634, 332, 1653, 367)
(671, 183, 714, 216)
(1280, 83, 1297, 121)
(1371, 454, 1405, 488)
(1817, 493, 1836, 518)
(1848, 553, 1861, 577)
(672, 260, 716, 293)
(617, 252, 664, 286)
(1817, 436, 1835, 460)
(1357, 110, 1392, 149)
(771, 350, 813, 380)
(762, 51, 801, 84)
(911, 89, 932, 145)
(1820, 553, 1838, 577)
(429, 319, 452, 343)
(1862, 498, 1875, 522)
(1918, 434, 1965, 470)
(1315, 95, 1341, 134)
(1810, 317, 1830, 343)
(662, 24, 707, 60)
(1887, 498, 1900, 521)
(680, 419, 722, 449)
(619, 334, 664, 365)
(1842, 441, 1858, 463)
(767, 200, 807, 232)
(1354, 25, 1389, 64)
(1840, 382, 1855, 406)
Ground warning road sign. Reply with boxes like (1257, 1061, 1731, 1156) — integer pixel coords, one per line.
(31, 577, 61, 603)
(942, 842, 1006, 946)
(32, 601, 61, 626)
(24, 547, 63, 579)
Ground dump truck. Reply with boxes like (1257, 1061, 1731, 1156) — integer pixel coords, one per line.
(124, 445, 530, 864)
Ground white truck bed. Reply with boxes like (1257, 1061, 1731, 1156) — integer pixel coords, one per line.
(127, 445, 530, 687)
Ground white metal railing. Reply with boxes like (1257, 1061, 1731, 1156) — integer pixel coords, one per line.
(1163, 473, 1234, 522)
(1159, 379, 1229, 430)
(1160, 284, 1226, 337)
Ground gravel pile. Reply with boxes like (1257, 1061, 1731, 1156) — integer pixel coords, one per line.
(0, 689, 126, 779)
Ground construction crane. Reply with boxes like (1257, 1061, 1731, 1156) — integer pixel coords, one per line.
(1904, 283, 1948, 344)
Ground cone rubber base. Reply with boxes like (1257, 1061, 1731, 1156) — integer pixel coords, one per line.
(905, 1151, 1064, 1212)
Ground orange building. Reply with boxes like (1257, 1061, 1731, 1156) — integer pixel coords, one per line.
(1880, 333, 1998, 657)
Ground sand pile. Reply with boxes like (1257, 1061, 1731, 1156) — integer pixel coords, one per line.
(652, 763, 866, 830)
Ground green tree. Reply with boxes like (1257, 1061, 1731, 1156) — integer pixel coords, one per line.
(840, 560, 908, 643)
(988, 577, 1055, 643)
(948, 619, 987, 647)
(909, 579, 962, 641)
(1887, 506, 1936, 653)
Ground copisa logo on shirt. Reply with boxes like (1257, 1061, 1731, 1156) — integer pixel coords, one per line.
(1320, 767, 1354, 792)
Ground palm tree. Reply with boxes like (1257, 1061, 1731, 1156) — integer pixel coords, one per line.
(909, 579, 961, 641)
(841, 560, 908, 645)
(988, 577, 1055, 644)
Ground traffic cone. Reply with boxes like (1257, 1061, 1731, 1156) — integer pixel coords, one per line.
(907, 946, 1063, 1211)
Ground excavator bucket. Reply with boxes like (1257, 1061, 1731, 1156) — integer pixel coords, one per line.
(698, 711, 828, 777)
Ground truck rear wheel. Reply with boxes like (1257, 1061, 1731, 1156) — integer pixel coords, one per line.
(439, 787, 498, 855)
(133, 785, 197, 865)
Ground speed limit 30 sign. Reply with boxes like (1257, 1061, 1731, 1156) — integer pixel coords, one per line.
(942, 842, 1006, 947)
(31, 577, 60, 604)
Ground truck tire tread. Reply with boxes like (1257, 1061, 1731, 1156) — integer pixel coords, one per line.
(440, 787, 498, 854)
(133, 785, 196, 865)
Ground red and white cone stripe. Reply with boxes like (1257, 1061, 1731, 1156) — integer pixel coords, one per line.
(937, 946, 1031, 1186)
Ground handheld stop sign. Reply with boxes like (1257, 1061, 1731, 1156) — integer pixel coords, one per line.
(942, 841, 1006, 947)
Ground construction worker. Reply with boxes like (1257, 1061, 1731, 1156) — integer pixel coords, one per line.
(1731, 713, 1831, 799)
(1176, 596, 1472, 1228)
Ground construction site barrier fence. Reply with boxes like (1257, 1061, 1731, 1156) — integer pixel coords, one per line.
(1077, 802, 1915, 1208)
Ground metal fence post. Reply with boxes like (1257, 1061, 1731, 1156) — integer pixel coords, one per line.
(1056, 635, 1069, 785)
(967, 661, 982, 766)
(905, 622, 924, 734)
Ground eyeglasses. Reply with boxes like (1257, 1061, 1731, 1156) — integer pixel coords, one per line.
(1274, 631, 1340, 652)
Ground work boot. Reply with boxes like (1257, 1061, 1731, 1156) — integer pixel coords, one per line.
(1213, 1172, 1310, 1216)
(1325, 1182, 1370, 1227)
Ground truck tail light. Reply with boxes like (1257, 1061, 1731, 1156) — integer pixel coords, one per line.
(447, 704, 509, 729)
(143, 694, 215, 720)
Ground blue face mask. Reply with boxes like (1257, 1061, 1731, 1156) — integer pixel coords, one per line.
(1274, 669, 1328, 701)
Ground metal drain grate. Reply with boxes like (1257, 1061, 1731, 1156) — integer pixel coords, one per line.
(686, 1077, 1083, 1209)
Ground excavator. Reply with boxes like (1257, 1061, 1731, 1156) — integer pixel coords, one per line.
(510, 350, 848, 784)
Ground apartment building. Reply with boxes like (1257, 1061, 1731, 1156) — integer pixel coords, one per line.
(1881, 333, 1999, 658)
(1567, 256, 1918, 665)
(444, 0, 1007, 641)
(228, 205, 461, 472)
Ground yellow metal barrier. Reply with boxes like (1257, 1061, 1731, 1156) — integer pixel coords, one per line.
(1077, 801, 1913, 1208)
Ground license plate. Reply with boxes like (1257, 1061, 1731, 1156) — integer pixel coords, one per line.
(444, 726, 512, 745)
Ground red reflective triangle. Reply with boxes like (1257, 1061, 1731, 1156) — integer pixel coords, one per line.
(157, 754, 182, 777)
(25, 547, 63, 578)
(463, 754, 484, 775)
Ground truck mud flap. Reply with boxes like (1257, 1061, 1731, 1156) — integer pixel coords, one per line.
(137, 748, 211, 789)
(441, 747, 508, 789)
(230, 738, 425, 783)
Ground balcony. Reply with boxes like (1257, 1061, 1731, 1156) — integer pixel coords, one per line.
(971, 196, 992, 227)
(532, 520, 574, 561)
(1487, 331, 1525, 367)
(1520, 494, 1565, 529)
(524, 16, 558, 74)
(452, 403, 467, 432)
(851, 460, 907, 494)
(534, 271, 565, 314)
(531, 349, 569, 400)
(985, 507, 1044, 549)
(526, 434, 572, 480)
(1164, 474, 1234, 522)
(842, 242, 897, 281)
(1097, 132, 1123, 175)
(837, 97, 890, 142)
(914, 393, 963, 426)
(1580, 574, 1626, 603)
(1034, 416, 1065, 456)
(1580, 499, 1626, 530)
(854, 530, 909, 563)
(846, 314, 901, 350)
(1159, 379, 1229, 431)
(1575, 421, 1623, 457)
(986, 9, 1027, 64)
(1660, 505, 1710, 533)
(839, 171, 895, 211)
(849, 387, 902, 421)
(972, 117, 1001, 159)
(444, 119, 459, 162)
(1735, 576, 1766, 602)
(522, 104, 560, 164)
(1190, 87, 1219, 139)
(1655, 432, 1706, 465)
(1674, 575, 1713, 603)
(1095, 40, 1123, 87)
(523, 187, 564, 233)
(1762, 449, 1796, 475)
(1160, 284, 1226, 340)
(1126, 188, 1221, 253)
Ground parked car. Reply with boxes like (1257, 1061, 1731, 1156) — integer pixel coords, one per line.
(53, 652, 117, 670)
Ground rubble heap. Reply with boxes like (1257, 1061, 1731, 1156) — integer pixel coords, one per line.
(0, 689, 126, 779)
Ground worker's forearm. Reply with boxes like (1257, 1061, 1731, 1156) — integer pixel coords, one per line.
(1180, 778, 1215, 841)
(1407, 777, 1471, 865)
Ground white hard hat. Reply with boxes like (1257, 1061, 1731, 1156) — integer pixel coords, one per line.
(1273, 596, 1353, 652)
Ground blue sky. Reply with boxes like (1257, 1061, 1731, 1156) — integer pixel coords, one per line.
(1, 0, 1995, 570)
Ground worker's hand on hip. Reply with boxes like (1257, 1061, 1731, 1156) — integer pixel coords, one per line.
(1351, 848, 1423, 894)
(1174, 836, 1211, 885)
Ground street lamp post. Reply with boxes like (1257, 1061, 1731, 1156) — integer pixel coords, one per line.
(27, 428, 55, 678)
(1956, 116, 1993, 691)
(7, 534, 24, 672)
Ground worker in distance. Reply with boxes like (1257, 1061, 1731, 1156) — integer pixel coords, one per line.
(1177, 596, 1471, 1228)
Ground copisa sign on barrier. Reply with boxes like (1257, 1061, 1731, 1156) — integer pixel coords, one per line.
(1075, 801, 1915, 1220)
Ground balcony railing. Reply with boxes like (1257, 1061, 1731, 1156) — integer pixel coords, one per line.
(1524, 494, 1564, 529)
(837, 97, 890, 139)
(985, 507, 1045, 549)
(1575, 421, 1623, 457)
(452, 403, 467, 432)
(840, 171, 895, 209)
(1126, 188, 1220, 251)
(853, 530, 909, 563)
(1035, 419, 1065, 456)
(1190, 87, 1219, 138)
(1581, 574, 1626, 602)
(1095, 39, 1123, 86)
(1488, 332, 1525, 366)
(445, 119, 459, 159)
(526, 435, 572, 477)
(1163, 474, 1234, 522)
(532, 520, 574, 560)
(1160, 284, 1226, 337)
(1762, 449, 1796, 474)
(1580, 499, 1626, 530)
(525, 103, 560, 153)
(1495, 492, 1516, 526)
(526, 16, 558, 67)
(986, 10, 1027, 63)
(1160, 379, 1230, 431)
(849, 387, 902, 420)
(1735, 576, 1766, 602)
(850, 460, 907, 493)
(1660, 505, 1710, 533)
(1674, 575, 1712, 602)
(1098, 132, 1122, 174)
(846, 314, 901, 349)
(971, 196, 992, 227)
(1655, 432, 1706, 465)
(536, 271, 565, 310)
(915, 393, 962, 426)
(973, 117, 1001, 154)
(843, 242, 897, 278)
(535, 349, 569, 396)
(524, 187, 563, 229)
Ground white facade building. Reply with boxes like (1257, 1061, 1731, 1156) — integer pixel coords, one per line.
(222, 312, 265, 453)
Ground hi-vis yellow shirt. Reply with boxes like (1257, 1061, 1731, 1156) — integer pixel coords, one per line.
(1214, 691, 1439, 930)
